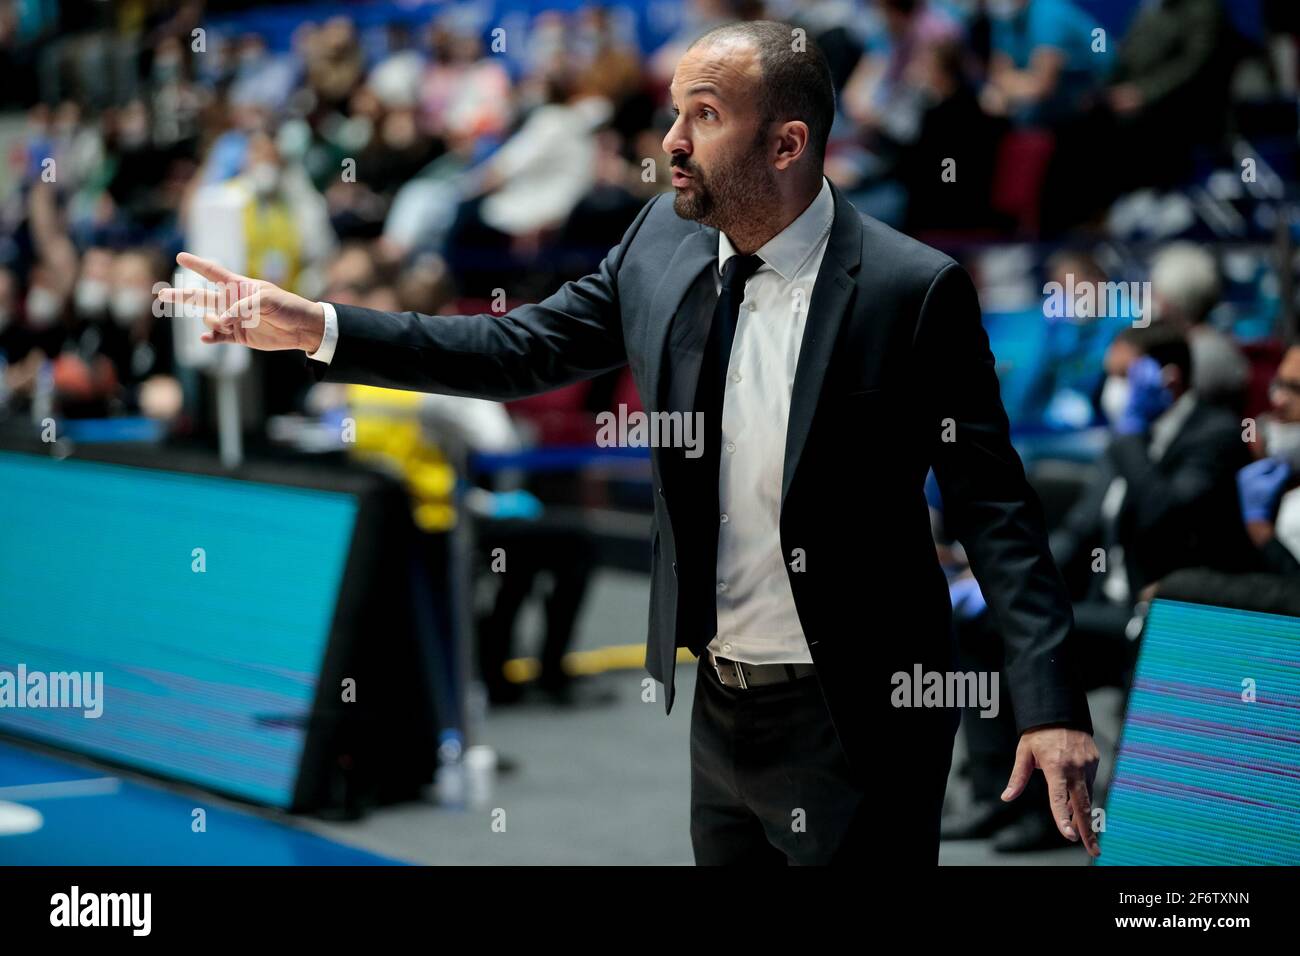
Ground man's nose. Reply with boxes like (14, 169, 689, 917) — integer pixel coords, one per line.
(662, 121, 689, 159)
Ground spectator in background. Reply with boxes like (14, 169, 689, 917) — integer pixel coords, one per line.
(555, 124, 664, 283)
(842, 0, 962, 147)
(1105, 0, 1232, 178)
(1237, 343, 1300, 573)
(352, 81, 443, 210)
(47, 101, 105, 202)
(183, 130, 334, 417)
(20, 261, 72, 363)
(573, 6, 646, 113)
(981, 0, 1103, 126)
(832, 0, 962, 226)
(1071, 324, 1257, 601)
(52, 245, 127, 416)
(24, 257, 121, 419)
(648, 0, 745, 87)
(0, 266, 29, 400)
(1025, 249, 1134, 428)
(303, 18, 365, 112)
(475, 517, 605, 708)
(102, 99, 176, 235)
(1150, 243, 1249, 412)
(102, 249, 181, 421)
(826, 0, 961, 226)
(946, 323, 1257, 851)
(236, 131, 335, 293)
(148, 35, 205, 153)
(1042, 0, 1232, 232)
(447, 68, 611, 297)
(227, 34, 302, 115)
(899, 35, 1004, 233)
(71, 246, 116, 328)
(420, 23, 512, 148)
(319, 242, 383, 307)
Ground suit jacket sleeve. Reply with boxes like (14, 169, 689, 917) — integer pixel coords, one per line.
(916, 263, 1093, 736)
(308, 195, 662, 399)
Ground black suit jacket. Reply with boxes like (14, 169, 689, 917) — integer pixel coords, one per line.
(312, 186, 1092, 774)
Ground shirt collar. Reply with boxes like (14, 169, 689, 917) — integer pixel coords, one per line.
(717, 176, 834, 283)
(1150, 391, 1198, 461)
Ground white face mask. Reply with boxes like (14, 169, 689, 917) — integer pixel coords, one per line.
(25, 287, 64, 329)
(110, 287, 152, 328)
(75, 278, 110, 318)
(1101, 375, 1132, 427)
(1263, 418, 1300, 469)
(248, 162, 281, 198)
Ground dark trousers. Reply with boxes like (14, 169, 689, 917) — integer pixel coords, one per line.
(689, 655, 952, 865)
(475, 526, 594, 699)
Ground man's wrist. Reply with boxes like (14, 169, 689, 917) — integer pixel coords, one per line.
(304, 302, 339, 364)
(301, 302, 326, 354)
(1245, 518, 1276, 547)
(1021, 722, 1089, 737)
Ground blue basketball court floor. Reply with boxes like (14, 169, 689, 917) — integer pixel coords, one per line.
(0, 740, 401, 865)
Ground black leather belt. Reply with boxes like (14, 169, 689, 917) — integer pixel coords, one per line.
(708, 652, 817, 689)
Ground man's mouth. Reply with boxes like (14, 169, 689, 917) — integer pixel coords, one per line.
(671, 169, 693, 187)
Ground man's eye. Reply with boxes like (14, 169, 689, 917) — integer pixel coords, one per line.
(699, 108, 716, 120)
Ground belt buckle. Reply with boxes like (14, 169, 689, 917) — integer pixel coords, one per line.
(712, 654, 748, 689)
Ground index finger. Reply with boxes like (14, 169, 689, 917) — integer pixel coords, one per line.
(177, 252, 243, 286)
(1070, 778, 1101, 857)
(1044, 769, 1077, 843)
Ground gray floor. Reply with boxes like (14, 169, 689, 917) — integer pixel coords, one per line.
(308, 570, 1120, 865)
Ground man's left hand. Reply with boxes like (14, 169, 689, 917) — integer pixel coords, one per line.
(1002, 727, 1101, 856)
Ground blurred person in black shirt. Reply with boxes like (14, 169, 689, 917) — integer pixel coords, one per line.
(1042, 0, 1234, 233)
(101, 248, 180, 419)
(1055, 324, 1257, 623)
(900, 36, 1005, 233)
(21, 261, 70, 360)
(12, 258, 117, 419)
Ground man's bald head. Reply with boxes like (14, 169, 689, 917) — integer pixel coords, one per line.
(686, 20, 835, 169)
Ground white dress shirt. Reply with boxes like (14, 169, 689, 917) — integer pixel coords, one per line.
(706, 177, 834, 665)
(308, 178, 836, 666)
(307, 302, 339, 364)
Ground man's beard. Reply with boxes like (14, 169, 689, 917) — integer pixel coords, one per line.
(672, 132, 779, 233)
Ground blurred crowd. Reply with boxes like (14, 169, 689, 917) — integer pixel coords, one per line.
(0, 0, 1298, 427)
(1, 1, 1300, 737)
(937, 325, 1300, 851)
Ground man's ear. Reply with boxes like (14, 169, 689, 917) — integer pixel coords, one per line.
(772, 120, 810, 171)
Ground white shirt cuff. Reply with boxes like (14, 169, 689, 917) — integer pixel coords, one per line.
(306, 302, 339, 365)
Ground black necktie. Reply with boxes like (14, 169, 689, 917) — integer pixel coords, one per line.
(689, 252, 763, 648)
(697, 253, 764, 434)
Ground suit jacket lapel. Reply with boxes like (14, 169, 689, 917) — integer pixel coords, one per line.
(645, 225, 718, 413)
(781, 186, 863, 507)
